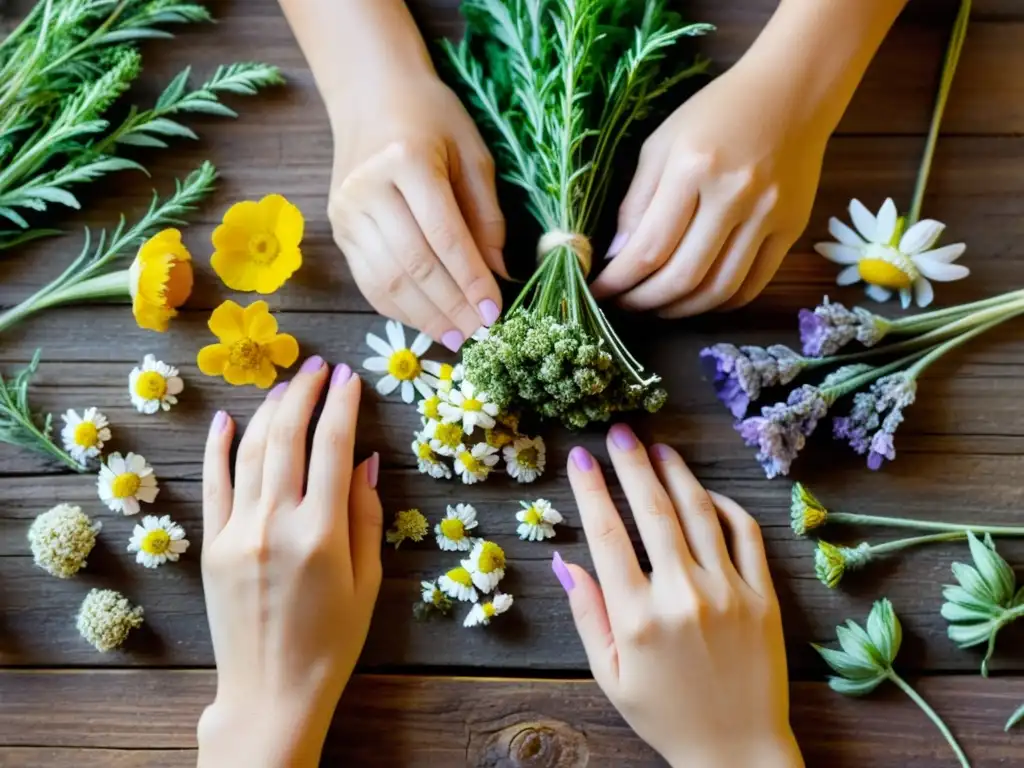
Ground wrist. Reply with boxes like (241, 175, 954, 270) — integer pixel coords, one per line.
(665, 729, 804, 768)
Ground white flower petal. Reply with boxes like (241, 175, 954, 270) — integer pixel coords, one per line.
(913, 277, 935, 308)
(899, 287, 913, 309)
(814, 242, 862, 265)
(363, 356, 389, 373)
(849, 199, 879, 243)
(914, 258, 970, 282)
(917, 243, 967, 264)
(865, 284, 892, 303)
(375, 375, 400, 396)
(166, 377, 184, 396)
(410, 333, 432, 356)
(828, 217, 866, 247)
(385, 320, 406, 352)
(899, 219, 945, 255)
(365, 333, 393, 358)
(400, 380, 415, 403)
(836, 265, 862, 286)
(413, 377, 434, 399)
(874, 198, 899, 245)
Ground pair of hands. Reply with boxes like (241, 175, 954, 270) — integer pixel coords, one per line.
(196, 362, 800, 767)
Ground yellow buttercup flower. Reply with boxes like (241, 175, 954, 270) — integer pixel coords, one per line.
(197, 300, 299, 388)
(129, 228, 194, 332)
(211, 194, 304, 294)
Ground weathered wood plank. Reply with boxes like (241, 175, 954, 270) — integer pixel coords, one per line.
(0, 750, 194, 768)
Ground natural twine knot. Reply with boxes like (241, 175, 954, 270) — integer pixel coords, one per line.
(537, 230, 593, 276)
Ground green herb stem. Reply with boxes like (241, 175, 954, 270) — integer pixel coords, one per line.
(983, 604, 1024, 678)
(887, 670, 972, 767)
(823, 348, 930, 403)
(869, 531, 968, 556)
(828, 513, 1024, 537)
(889, 288, 1024, 333)
(906, 307, 1024, 379)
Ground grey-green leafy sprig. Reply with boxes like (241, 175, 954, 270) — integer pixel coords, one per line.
(942, 532, 1024, 677)
(814, 599, 971, 767)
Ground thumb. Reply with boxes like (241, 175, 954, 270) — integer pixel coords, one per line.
(451, 148, 509, 280)
(349, 452, 383, 593)
(553, 553, 619, 690)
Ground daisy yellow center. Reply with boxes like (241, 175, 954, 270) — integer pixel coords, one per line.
(388, 349, 421, 381)
(483, 603, 497, 618)
(485, 427, 514, 449)
(140, 528, 171, 555)
(447, 567, 473, 587)
(478, 542, 505, 574)
(858, 244, 916, 289)
(73, 422, 99, 448)
(422, 396, 440, 421)
(430, 589, 446, 607)
(229, 338, 263, 370)
(135, 371, 167, 401)
(458, 450, 481, 474)
(463, 397, 484, 412)
(516, 447, 539, 469)
(523, 506, 542, 526)
(247, 232, 280, 265)
(416, 442, 435, 460)
(111, 472, 141, 499)
(434, 422, 463, 448)
(440, 518, 466, 541)
(438, 364, 454, 382)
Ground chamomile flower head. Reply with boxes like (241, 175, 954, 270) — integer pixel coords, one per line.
(454, 443, 499, 485)
(504, 435, 546, 483)
(435, 503, 480, 552)
(364, 320, 437, 403)
(516, 499, 563, 541)
(438, 566, 479, 603)
(60, 407, 111, 464)
(129, 354, 184, 414)
(462, 540, 506, 593)
(439, 380, 500, 434)
(464, 593, 514, 628)
(127, 515, 189, 568)
(28, 504, 101, 578)
(76, 588, 143, 652)
(418, 393, 443, 422)
(412, 434, 452, 480)
(385, 509, 429, 548)
(423, 361, 464, 394)
(418, 580, 453, 617)
(97, 452, 159, 515)
(815, 198, 968, 309)
(424, 419, 466, 458)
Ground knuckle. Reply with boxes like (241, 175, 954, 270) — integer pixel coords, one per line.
(236, 440, 265, 472)
(406, 254, 439, 284)
(624, 614, 661, 646)
(383, 268, 409, 298)
(269, 420, 301, 446)
(425, 222, 460, 257)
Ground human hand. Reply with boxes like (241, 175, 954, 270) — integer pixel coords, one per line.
(197, 357, 383, 767)
(554, 426, 803, 768)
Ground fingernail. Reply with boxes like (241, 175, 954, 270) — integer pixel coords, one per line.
(331, 363, 352, 388)
(300, 355, 324, 374)
(441, 330, 464, 353)
(211, 410, 229, 434)
(569, 446, 593, 471)
(267, 382, 288, 400)
(552, 552, 575, 593)
(651, 443, 673, 461)
(366, 452, 380, 490)
(609, 423, 637, 451)
(478, 299, 500, 327)
(606, 231, 629, 259)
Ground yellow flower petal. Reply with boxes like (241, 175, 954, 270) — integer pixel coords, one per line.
(248, 311, 278, 343)
(266, 334, 299, 367)
(252, 357, 279, 389)
(211, 249, 259, 292)
(271, 197, 305, 250)
(130, 228, 193, 332)
(256, 194, 288, 230)
(254, 265, 287, 295)
(210, 223, 250, 255)
(221, 200, 263, 234)
(197, 344, 230, 375)
(222, 363, 252, 386)
(208, 300, 246, 343)
(241, 301, 271, 335)
(257, 245, 302, 294)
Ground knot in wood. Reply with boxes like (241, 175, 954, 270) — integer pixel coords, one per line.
(474, 718, 589, 768)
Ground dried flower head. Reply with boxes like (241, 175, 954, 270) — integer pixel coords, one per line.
(129, 228, 194, 333)
(415, 580, 454, 620)
(737, 385, 829, 479)
(385, 509, 429, 549)
(27, 504, 101, 578)
(700, 343, 806, 419)
(815, 541, 872, 589)
(464, 593, 514, 628)
(76, 588, 144, 652)
(798, 298, 890, 358)
(463, 540, 506, 593)
(791, 482, 829, 536)
(833, 372, 917, 470)
(504, 435, 546, 483)
(516, 499, 563, 541)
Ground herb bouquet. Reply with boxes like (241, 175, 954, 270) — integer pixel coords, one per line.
(444, 0, 712, 428)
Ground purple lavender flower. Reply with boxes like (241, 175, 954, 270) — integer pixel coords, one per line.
(833, 373, 917, 470)
(700, 343, 806, 419)
(799, 298, 890, 357)
(736, 384, 830, 479)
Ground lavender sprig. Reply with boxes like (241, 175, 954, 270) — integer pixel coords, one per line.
(699, 343, 809, 419)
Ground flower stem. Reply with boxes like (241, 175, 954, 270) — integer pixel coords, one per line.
(906, 306, 1024, 378)
(824, 348, 930, 402)
(890, 289, 1024, 333)
(887, 670, 972, 767)
(0, 271, 130, 334)
(869, 531, 968, 556)
(829, 513, 1024, 537)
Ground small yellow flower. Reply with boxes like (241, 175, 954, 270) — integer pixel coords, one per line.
(815, 541, 872, 589)
(212, 194, 304, 294)
(386, 509, 429, 549)
(129, 228, 194, 332)
(197, 300, 299, 388)
(791, 482, 829, 536)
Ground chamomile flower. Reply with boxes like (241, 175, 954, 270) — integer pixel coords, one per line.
(418, 580, 453, 616)
(364, 320, 437, 403)
(462, 540, 506, 593)
(412, 434, 452, 480)
(516, 499, 563, 541)
(97, 452, 159, 515)
(424, 418, 467, 458)
(418, 393, 443, 422)
(438, 566, 479, 603)
(439, 380, 500, 434)
(422, 361, 463, 394)
(815, 198, 968, 309)
(129, 354, 184, 414)
(435, 503, 479, 552)
(60, 408, 111, 464)
(454, 443, 499, 485)
(127, 515, 189, 568)
(464, 593, 514, 628)
(503, 436, 546, 483)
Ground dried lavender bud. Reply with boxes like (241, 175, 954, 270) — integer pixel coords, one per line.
(736, 384, 829, 479)
(700, 343, 807, 419)
(799, 298, 890, 357)
(833, 373, 917, 470)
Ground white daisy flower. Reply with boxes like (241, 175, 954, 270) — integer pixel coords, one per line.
(516, 499, 563, 541)
(464, 593, 514, 628)
(97, 452, 159, 515)
(454, 443, 499, 485)
(419, 580, 452, 615)
(127, 515, 189, 568)
(815, 197, 968, 309)
(422, 361, 463, 394)
(129, 354, 184, 414)
(503, 435, 546, 483)
(412, 434, 452, 480)
(439, 380, 500, 434)
(423, 418, 466, 458)
(60, 407, 111, 464)
(462, 540, 506, 593)
(363, 320, 438, 403)
(417, 392, 443, 422)
(435, 503, 480, 552)
(438, 566, 479, 603)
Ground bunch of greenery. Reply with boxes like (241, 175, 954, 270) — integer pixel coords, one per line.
(0, 0, 282, 250)
(445, 0, 711, 428)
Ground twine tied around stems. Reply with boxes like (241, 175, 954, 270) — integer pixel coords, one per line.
(537, 230, 593, 276)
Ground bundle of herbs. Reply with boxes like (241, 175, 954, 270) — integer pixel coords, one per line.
(444, 0, 711, 428)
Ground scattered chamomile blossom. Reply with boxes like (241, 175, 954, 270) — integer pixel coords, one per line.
(129, 354, 184, 414)
(463, 540, 506, 593)
(504, 435, 546, 483)
(464, 593, 514, 628)
(700, 344, 807, 419)
(438, 566, 478, 603)
(439, 380, 500, 434)
(127, 515, 189, 568)
(736, 385, 829, 479)
(454, 443, 500, 485)
(27, 504, 101, 579)
(791, 483, 829, 536)
(97, 452, 159, 515)
(60, 407, 111, 464)
(516, 499, 563, 541)
(76, 588, 144, 653)
(815, 198, 968, 309)
(415, 580, 454, 619)
(424, 418, 466, 458)
(412, 433, 452, 480)
(364, 320, 437, 403)
(799, 298, 890, 358)
(435, 503, 479, 552)
(422, 361, 463, 394)
(834, 372, 917, 470)
(417, 393, 443, 422)
(385, 509, 429, 549)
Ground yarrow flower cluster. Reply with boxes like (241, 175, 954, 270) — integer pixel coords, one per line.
(28, 504, 101, 579)
(76, 588, 144, 652)
(385, 509, 429, 549)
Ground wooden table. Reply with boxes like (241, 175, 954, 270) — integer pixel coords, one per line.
(3, 1, 1024, 765)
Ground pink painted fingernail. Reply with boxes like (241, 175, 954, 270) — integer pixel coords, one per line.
(367, 452, 380, 490)
(268, 382, 288, 400)
(211, 410, 229, 434)
(300, 355, 324, 374)
(331, 363, 352, 388)
(609, 423, 637, 451)
(478, 299, 500, 327)
(441, 330, 464, 352)
(651, 443, 673, 461)
(606, 231, 629, 259)
(569, 446, 593, 471)
(552, 552, 575, 593)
